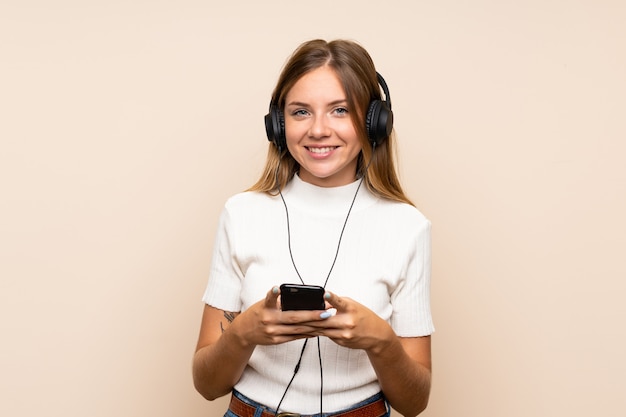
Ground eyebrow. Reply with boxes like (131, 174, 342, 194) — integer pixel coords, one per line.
(285, 99, 348, 107)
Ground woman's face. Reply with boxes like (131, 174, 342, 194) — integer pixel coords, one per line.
(284, 66, 362, 187)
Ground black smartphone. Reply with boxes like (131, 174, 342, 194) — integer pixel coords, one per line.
(280, 284, 326, 311)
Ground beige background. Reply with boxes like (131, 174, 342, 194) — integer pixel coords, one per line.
(1, 1, 625, 416)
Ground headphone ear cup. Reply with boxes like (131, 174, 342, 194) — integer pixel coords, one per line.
(366, 100, 393, 146)
(264, 105, 286, 150)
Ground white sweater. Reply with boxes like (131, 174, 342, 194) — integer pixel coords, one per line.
(203, 175, 434, 413)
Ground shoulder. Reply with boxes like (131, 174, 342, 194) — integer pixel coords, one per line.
(224, 190, 272, 207)
(221, 190, 280, 221)
(373, 198, 430, 229)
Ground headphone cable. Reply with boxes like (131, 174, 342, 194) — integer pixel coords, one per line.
(272, 144, 377, 416)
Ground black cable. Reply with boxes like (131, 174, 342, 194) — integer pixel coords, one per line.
(278, 144, 377, 288)
(321, 145, 375, 289)
(272, 144, 377, 415)
(318, 336, 323, 414)
(278, 182, 305, 285)
(274, 338, 308, 415)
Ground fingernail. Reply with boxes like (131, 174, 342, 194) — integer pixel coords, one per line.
(324, 292, 331, 299)
(320, 311, 332, 319)
(272, 286, 279, 294)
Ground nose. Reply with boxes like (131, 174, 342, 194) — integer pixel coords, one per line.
(308, 114, 331, 139)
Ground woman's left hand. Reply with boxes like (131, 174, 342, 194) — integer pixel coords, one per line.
(312, 291, 394, 352)
(312, 291, 432, 416)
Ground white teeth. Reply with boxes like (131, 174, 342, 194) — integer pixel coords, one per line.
(308, 147, 335, 154)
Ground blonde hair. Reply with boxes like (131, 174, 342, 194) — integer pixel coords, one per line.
(248, 39, 413, 206)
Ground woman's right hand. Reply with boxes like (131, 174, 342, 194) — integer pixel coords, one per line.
(193, 286, 330, 400)
(229, 286, 329, 348)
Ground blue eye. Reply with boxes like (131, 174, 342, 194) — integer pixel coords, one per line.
(292, 109, 309, 116)
(334, 107, 349, 115)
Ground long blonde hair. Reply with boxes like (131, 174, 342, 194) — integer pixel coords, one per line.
(248, 39, 413, 206)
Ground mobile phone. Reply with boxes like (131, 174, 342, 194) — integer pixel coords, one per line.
(280, 284, 326, 311)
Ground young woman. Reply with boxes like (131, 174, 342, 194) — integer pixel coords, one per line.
(193, 39, 434, 417)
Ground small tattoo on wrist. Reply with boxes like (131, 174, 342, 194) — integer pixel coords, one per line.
(220, 311, 236, 333)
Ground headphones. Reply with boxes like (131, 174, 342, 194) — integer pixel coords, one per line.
(264, 72, 393, 150)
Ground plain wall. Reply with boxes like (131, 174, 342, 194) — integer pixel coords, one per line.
(1, 1, 624, 416)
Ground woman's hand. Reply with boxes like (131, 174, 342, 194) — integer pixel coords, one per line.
(312, 291, 432, 416)
(229, 286, 331, 348)
(311, 291, 395, 353)
(193, 286, 330, 400)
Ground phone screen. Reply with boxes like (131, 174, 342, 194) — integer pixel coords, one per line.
(280, 284, 326, 311)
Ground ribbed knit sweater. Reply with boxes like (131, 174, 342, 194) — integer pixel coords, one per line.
(203, 174, 434, 413)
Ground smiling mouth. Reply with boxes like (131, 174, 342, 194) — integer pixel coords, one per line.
(307, 146, 337, 154)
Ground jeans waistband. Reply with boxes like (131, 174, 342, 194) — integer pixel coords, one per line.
(227, 390, 389, 417)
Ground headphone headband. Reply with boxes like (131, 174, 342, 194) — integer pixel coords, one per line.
(376, 72, 392, 110)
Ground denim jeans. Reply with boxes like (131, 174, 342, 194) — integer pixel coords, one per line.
(224, 389, 390, 417)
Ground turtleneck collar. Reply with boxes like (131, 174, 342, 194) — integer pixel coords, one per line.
(280, 174, 378, 216)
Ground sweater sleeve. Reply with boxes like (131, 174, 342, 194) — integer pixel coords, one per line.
(202, 206, 244, 312)
(390, 218, 435, 337)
